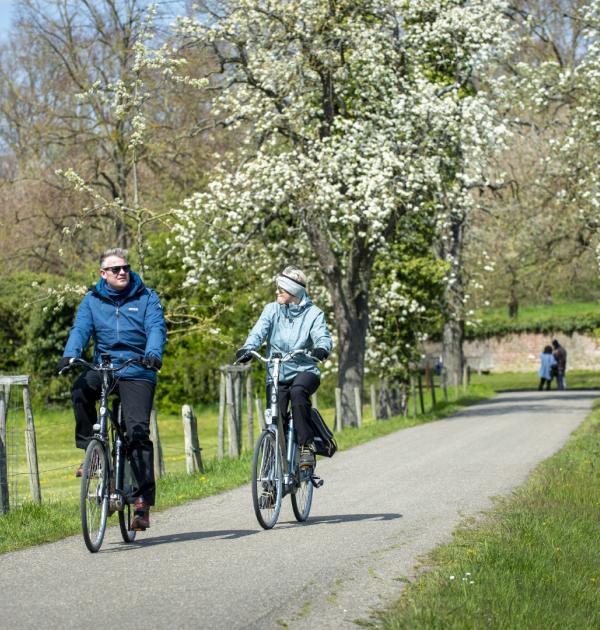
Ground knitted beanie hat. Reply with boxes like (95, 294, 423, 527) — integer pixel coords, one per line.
(276, 266, 307, 298)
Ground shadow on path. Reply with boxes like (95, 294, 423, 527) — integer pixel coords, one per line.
(283, 512, 403, 527)
(448, 391, 598, 420)
(104, 527, 259, 552)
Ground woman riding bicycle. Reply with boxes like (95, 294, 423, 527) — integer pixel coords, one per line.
(236, 266, 332, 469)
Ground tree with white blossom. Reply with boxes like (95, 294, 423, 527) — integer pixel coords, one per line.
(172, 0, 513, 425)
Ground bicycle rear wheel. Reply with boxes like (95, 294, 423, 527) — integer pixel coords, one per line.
(116, 450, 137, 543)
(80, 439, 109, 553)
(119, 505, 137, 542)
(291, 460, 314, 522)
(252, 430, 283, 529)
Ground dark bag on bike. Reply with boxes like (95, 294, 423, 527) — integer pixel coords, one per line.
(309, 408, 337, 457)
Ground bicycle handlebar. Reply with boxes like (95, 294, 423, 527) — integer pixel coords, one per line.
(241, 349, 316, 365)
(59, 355, 151, 376)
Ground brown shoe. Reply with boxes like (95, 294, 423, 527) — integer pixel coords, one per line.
(75, 463, 84, 478)
(130, 497, 150, 530)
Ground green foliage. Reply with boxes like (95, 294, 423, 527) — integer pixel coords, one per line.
(369, 227, 447, 379)
(0, 272, 85, 402)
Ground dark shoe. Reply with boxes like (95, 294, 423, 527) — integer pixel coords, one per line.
(299, 444, 316, 469)
(75, 463, 84, 478)
(130, 497, 150, 530)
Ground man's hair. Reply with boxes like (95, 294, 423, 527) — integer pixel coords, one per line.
(99, 248, 129, 267)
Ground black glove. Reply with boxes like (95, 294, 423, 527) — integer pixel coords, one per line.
(142, 354, 162, 371)
(57, 357, 73, 373)
(235, 348, 252, 364)
(311, 347, 329, 362)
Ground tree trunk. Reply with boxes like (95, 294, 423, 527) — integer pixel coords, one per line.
(332, 289, 369, 428)
(439, 209, 465, 388)
(508, 289, 519, 319)
(442, 316, 464, 389)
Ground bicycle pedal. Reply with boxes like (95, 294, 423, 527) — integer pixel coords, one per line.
(311, 475, 324, 488)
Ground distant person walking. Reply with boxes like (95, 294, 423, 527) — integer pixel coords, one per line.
(538, 345, 556, 391)
(552, 339, 567, 390)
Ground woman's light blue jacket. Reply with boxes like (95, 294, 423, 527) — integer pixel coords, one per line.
(63, 272, 166, 382)
(241, 294, 332, 384)
(538, 352, 557, 380)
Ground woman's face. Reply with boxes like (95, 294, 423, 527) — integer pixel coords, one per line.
(276, 286, 297, 305)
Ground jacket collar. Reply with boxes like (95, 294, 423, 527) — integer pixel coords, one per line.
(93, 271, 145, 302)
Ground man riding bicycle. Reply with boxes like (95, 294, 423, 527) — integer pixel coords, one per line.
(57, 248, 166, 530)
(236, 266, 332, 469)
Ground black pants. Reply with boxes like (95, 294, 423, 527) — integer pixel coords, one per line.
(538, 378, 551, 391)
(268, 372, 320, 446)
(72, 370, 156, 505)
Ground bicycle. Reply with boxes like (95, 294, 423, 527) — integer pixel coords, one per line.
(242, 349, 324, 530)
(60, 354, 150, 553)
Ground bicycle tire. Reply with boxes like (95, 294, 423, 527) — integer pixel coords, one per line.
(118, 504, 137, 543)
(291, 461, 314, 522)
(252, 430, 283, 529)
(80, 439, 109, 553)
(115, 446, 137, 543)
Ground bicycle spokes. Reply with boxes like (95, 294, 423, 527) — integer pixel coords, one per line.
(252, 431, 283, 529)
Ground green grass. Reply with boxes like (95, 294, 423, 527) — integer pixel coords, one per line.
(377, 400, 600, 629)
(469, 300, 600, 339)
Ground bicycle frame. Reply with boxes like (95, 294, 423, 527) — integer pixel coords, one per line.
(253, 350, 317, 491)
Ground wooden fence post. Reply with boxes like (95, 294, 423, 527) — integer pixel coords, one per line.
(370, 384, 377, 421)
(255, 397, 265, 431)
(246, 372, 254, 451)
(233, 372, 243, 452)
(354, 386, 362, 427)
(149, 408, 165, 478)
(410, 375, 417, 418)
(417, 373, 425, 414)
(427, 367, 436, 408)
(225, 372, 239, 457)
(335, 387, 342, 432)
(441, 367, 449, 402)
(218, 371, 225, 459)
(0, 385, 9, 513)
(22, 384, 41, 504)
(181, 404, 203, 473)
(463, 363, 469, 393)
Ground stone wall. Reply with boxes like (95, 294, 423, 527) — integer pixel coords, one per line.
(426, 332, 600, 372)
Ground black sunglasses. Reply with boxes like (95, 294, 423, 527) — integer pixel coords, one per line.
(102, 264, 131, 274)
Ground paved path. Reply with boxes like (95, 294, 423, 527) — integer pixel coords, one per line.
(0, 390, 595, 629)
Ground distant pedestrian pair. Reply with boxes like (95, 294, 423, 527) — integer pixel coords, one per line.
(538, 339, 567, 391)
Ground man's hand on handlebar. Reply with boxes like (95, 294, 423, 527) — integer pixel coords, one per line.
(141, 354, 162, 371)
(57, 357, 74, 374)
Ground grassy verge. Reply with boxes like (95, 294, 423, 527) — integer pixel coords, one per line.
(377, 400, 600, 629)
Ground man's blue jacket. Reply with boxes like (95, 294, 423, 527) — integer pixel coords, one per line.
(63, 271, 166, 382)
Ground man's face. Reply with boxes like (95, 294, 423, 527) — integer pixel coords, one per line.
(100, 255, 130, 291)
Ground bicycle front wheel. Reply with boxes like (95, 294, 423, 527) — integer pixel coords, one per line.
(80, 439, 110, 553)
(291, 462, 314, 522)
(252, 430, 283, 529)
